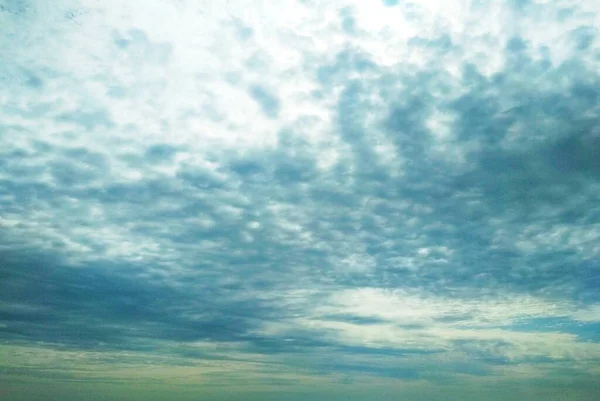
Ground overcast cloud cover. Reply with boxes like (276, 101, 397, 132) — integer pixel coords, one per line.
(1, 0, 600, 400)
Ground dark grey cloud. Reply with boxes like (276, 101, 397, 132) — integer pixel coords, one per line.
(305, 32, 600, 302)
(0, 247, 283, 350)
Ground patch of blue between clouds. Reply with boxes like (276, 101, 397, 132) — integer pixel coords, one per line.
(340, 7, 357, 35)
(249, 84, 281, 118)
(508, 317, 600, 342)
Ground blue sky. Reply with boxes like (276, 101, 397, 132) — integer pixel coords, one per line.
(1, 0, 600, 400)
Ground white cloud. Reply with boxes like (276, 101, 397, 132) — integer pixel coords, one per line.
(572, 305, 600, 323)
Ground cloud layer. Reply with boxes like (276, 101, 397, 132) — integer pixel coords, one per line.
(1, 0, 600, 399)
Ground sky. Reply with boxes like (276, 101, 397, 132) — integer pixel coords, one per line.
(1, 0, 600, 400)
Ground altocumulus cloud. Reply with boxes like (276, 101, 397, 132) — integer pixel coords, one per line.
(1, 0, 600, 400)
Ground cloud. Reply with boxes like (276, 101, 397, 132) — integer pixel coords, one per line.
(1, 0, 600, 397)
